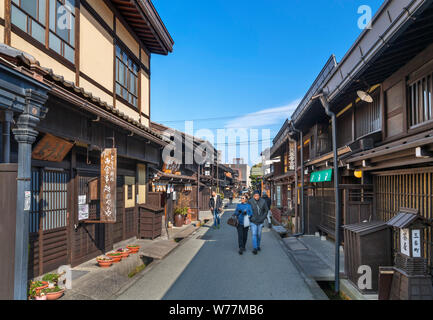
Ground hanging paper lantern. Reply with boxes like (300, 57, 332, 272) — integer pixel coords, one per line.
(354, 170, 363, 179)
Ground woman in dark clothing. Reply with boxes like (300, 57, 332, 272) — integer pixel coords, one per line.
(234, 195, 253, 255)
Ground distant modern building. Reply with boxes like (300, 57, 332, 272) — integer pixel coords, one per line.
(226, 158, 250, 190)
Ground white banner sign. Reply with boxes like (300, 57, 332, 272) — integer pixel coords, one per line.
(411, 229, 421, 258)
(400, 228, 410, 256)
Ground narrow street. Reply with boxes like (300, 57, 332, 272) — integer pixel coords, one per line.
(115, 203, 325, 300)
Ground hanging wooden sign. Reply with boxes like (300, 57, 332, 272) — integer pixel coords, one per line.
(32, 133, 74, 162)
(100, 148, 117, 223)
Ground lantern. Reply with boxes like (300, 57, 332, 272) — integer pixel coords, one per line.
(354, 170, 363, 179)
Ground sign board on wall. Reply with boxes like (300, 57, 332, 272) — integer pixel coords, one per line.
(32, 133, 74, 162)
(412, 229, 421, 258)
(100, 148, 117, 223)
(400, 228, 410, 257)
(289, 141, 296, 171)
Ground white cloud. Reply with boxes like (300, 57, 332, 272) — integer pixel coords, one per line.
(224, 99, 301, 129)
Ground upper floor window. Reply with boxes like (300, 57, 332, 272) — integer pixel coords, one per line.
(49, 0, 75, 63)
(408, 72, 432, 127)
(356, 90, 381, 139)
(115, 45, 139, 108)
(12, 0, 46, 44)
(11, 0, 75, 63)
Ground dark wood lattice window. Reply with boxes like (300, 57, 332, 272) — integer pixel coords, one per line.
(127, 184, 133, 200)
(408, 72, 433, 127)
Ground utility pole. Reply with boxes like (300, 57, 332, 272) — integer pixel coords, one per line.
(216, 154, 219, 193)
(197, 163, 200, 221)
(313, 92, 341, 294)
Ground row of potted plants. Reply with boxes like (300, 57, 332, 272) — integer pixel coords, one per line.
(96, 245, 141, 268)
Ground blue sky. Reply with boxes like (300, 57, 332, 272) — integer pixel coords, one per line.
(150, 0, 383, 165)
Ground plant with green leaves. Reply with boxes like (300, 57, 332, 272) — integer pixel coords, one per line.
(28, 280, 47, 300)
(42, 273, 60, 285)
(42, 286, 63, 294)
(174, 207, 188, 216)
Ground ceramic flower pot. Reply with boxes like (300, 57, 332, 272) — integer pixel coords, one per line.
(107, 253, 122, 263)
(174, 214, 184, 227)
(126, 245, 140, 254)
(97, 259, 113, 268)
(46, 289, 65, 300)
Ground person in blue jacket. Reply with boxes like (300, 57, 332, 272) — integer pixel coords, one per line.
(234, 195, 253, 255)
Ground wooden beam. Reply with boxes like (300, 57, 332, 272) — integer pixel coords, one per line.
(4, 0, 11, 46)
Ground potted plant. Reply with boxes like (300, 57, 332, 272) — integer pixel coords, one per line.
(96, 256, 113, 268)
(106, 252, 122, 263)
(174, 207, 188, 227)
(116, 248, 129, 258)
(43, 286, 65, 300)
(126, 245, 140, 254)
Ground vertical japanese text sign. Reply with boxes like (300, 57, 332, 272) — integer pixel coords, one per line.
(100, 148, 117, 223)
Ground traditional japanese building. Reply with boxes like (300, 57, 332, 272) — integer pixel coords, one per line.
(271, 0, 433, 278)
(0, 0, 173, 299)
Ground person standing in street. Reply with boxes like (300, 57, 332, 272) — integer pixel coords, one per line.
(234, 195, 253, 255)
(262, 193, 272, 229)
(248, 190, 269, 255)
(209, 190, 222, 229)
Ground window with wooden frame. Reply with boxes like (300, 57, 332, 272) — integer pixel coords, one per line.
(355, 90, 381, 139)
(11, 0, 47, 44)
(408, 71, 433, 127)
(11, 0, 76, 63)
(49, 0, 76, 63)
(115, 45, 139, 108)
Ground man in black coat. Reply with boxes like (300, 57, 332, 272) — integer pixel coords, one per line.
(262, 193, 272, 229)
(209, 190, 222, 229)
(248, 190, 269, 254)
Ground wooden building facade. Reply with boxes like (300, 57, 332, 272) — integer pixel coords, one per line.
(269, 0, 433, 275)
(0, 0, 173, 299)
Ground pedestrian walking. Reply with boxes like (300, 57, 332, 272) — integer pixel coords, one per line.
(248, 190, 269, 255)
(209, 190, 222, 229)
(234, 195, 253, 255)
(262, 193, 272, 229)
(229, 191, 233, 205)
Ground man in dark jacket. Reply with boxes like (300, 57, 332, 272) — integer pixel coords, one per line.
(262, 193, 272, 229)
(248, 190, 269, 254)
(209, 190, 222, 229)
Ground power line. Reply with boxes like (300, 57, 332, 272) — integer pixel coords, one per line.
(154, 109, 293, 123)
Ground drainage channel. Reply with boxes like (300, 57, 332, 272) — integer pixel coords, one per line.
(128, 256, 154, 278)
(316, 281, 345, 300)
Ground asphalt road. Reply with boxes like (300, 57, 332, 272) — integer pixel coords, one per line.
(116, 204, 322, 300)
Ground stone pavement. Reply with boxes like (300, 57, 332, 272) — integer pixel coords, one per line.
(283, 235, 378, 300)
(115, 205, 327, 300)
(284, 235, 344, 281)
(60, 215, 205, 300)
